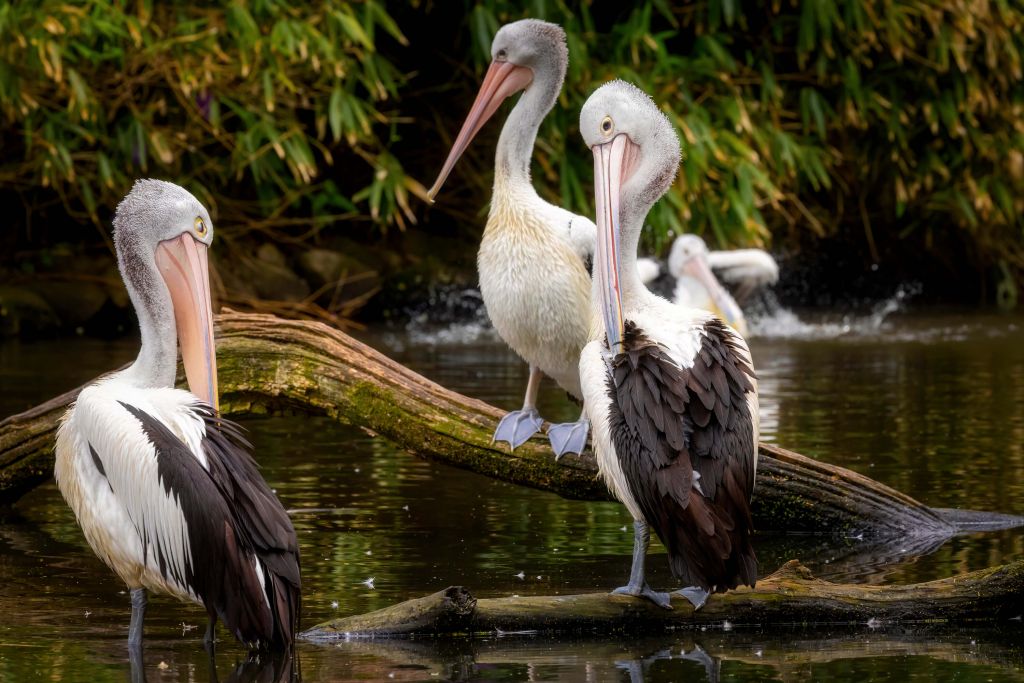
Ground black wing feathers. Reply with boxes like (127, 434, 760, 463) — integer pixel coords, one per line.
(119, 402, 300, 649)
(197, 406, 302, 647)
(607, 320, 757, 592)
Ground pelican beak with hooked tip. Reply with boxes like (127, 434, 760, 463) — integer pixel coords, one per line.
(682, 256, 747, 335)
(591, 134, 640, 353)
(427, 60, 534, 202)
(155, 233, 219, 410)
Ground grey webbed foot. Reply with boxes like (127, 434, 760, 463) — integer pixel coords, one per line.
(547, 419, 590, 459)
(493, 409, 544, 450)
(612, 583, 673, 610)
(676, 586, 710, 610)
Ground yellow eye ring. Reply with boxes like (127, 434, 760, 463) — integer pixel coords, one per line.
(601, 116, 614, 137)
(194, 216, 208, 237)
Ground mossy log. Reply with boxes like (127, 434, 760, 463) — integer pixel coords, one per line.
(1, 311, 1020, 540)
(302, 559, 1024, 640)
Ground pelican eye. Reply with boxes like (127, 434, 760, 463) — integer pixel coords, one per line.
(601, 116, 614, 136)
(496, 48, 507, 60)
(194, 216, 208, 237)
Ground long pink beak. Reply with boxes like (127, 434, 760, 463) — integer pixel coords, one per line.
(683, 256, 747, 334)
(592, 134, 641, 352)
(155, 234, 218, 410)
(427, 60, 533, 201)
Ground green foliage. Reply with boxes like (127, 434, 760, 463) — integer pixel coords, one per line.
(0, 0, 421, 234)
(459, 1, 1024, 277)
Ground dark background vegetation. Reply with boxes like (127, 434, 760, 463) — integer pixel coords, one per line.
(1, 0, 1022, 336)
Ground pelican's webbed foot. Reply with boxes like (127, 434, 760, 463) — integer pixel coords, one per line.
(675, 586, 710, 610)
(493, 408, 544, 450)
(547, 418, 590, 459)
(612, 582, 672, 610)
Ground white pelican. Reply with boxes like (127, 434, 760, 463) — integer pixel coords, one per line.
(579, 82, 758, 609)
(637, 236, 779, 336)
(55, 180, 301, 650)
(428, 19, 595, 458)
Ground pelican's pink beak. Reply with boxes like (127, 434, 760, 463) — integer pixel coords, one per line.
(155, 234, 218, 410)
(427, 61, 533, 201)
(683, 256, 747, 334)
(592, 134, 641, 352)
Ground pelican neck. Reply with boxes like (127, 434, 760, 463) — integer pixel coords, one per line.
(493, 67, 561, 195)
(116, 244, 179, 391)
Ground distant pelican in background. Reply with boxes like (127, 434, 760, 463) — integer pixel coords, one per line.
(55, 180, 300, 650)
(579, 82, 758, 609)
(428, 19, 594, 458)
(637, 235, 779, 336)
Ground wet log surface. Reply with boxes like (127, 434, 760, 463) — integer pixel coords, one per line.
(302, 559, 1024, 640)
(1, 312, 1020, 541)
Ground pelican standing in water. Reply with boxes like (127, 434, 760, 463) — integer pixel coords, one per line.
(429, 19, 595, 457)
(579, 82, 758, 608)
(55, 180, 301, 649)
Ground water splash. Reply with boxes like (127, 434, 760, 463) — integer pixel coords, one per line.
(749, 284, 922, 340)
(398, 286, 497, 347)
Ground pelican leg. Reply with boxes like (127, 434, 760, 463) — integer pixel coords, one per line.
(611, 520, 672, 609)
(547, 407, 590, 459)
(128, 587, 147, 648)
(675, 586, 710, 610)
(493, 365, 545, 450)
(128, 640, 145, 683)
(203, 612, 218, 651)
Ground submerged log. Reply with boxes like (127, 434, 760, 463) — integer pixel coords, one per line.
(1, 311, 1020, 539)
(303, 559, 1024, 639)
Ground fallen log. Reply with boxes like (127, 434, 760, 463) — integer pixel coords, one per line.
(1, 311, 1020, 539)
(302, 559, 1024, 640)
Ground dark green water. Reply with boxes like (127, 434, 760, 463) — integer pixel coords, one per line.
(0, 312, 1022, 681)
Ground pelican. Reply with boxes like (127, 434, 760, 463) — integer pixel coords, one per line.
(637, 236, 779, 336)
(55, 180, 301, 650)
(428, 19, 594, 458)
(579, 82, 758, 609)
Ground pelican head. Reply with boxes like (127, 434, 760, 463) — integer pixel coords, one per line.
(581, 80, 681, 350)
(113, 179, 218, 408)
(666, 234, 709, 277)
(667, 233, 747, 332)
(427, 19, 567, 200)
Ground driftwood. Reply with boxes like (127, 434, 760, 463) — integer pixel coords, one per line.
(302, 559, 1024, 639)
(1, 311, 1020, 541)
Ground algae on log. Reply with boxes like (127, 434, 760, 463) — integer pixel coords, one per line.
(0, 312, 1019, 540)
(302, 559, 1024, 639)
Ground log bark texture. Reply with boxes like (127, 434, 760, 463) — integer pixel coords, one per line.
(1, 312, 1019, 539)
(302, 559, 1024, 639)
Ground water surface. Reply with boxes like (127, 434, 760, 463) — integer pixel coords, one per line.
(1, 311, 1022, 681)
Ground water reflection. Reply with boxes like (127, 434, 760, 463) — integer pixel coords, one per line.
(1, 314, 1024, 681)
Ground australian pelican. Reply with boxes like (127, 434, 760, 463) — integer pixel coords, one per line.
(579, 82, 758, 609)
(638, 235, 780, 335)
(55, 180, 301, 649)
(428, 19, 594, 458)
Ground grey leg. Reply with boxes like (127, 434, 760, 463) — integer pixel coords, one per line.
(547, 406, 590, 459)
(128, 587, 147, 648)
(204, 613, 218, 650)
(493, 366, 545, 450)
(611, 520, 672, 609)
